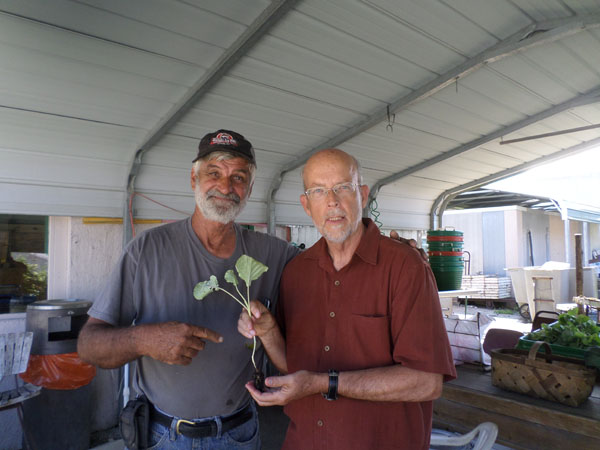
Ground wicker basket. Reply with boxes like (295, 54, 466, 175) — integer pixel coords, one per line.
(490, 341, 596, 407)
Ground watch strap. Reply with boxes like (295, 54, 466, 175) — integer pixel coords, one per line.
(323, 369, 339, 401)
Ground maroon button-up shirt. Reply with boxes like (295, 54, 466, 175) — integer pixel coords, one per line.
(277, 219, 456, 449)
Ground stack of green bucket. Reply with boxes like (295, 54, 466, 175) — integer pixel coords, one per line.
(427, 229, 464, 291)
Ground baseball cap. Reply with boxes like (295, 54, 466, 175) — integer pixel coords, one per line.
(193, 129, 256, 165)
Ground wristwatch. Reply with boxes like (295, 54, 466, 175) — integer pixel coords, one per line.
(322, 369, 339, 401)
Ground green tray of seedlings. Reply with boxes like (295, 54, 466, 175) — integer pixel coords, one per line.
(516, 336, 587, 360)
(516, 309, 600, 368)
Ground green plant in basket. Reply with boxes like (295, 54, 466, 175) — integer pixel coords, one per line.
(527, 309, 600, 349)
(193, 254, 268, 391)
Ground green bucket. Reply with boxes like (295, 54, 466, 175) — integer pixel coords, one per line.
(427, 241, 464, 251)
(429, 256, 464, 264)
(427, 229, 464, 291)
(431, 266, 464, 290)
(427, 230, 463, 237)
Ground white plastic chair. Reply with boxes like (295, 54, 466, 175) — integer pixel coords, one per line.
(0, 332, 42, 449)
(430, 422, 498, 450)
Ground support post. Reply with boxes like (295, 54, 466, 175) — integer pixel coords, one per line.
(564, 219, 571, 265)
(582, 222, 590, 268)
(575, 233, 585, 314)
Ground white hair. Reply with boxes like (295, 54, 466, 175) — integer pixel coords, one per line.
(193, 151, 256, 185)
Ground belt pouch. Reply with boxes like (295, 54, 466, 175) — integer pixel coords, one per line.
(119, 395, 150, 449)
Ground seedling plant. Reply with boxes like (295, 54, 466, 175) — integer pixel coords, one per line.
(528, 308, 600, 348)
(193, 255, 269, 391)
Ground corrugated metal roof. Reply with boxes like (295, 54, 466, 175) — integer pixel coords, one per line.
(1, 0, 599, 232)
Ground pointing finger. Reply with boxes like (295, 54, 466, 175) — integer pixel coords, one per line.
(192, 326, 223, 343)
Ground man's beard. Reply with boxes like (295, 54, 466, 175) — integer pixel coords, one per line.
(195, 187, 247, 224)
(318, 209, 359, 243)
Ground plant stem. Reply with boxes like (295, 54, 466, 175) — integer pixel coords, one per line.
(233, 283, 245, 304)
(217, 287, 247, 310)
(251, 336, 257, 370)
(244, 282, 258, 370)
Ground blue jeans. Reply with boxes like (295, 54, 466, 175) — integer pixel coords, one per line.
(147, 403, 261, 450)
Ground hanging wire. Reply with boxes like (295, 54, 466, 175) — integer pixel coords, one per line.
(369, 198, 384, 229)
(134, 192, 191, 216)
(128, 192, 191, 238)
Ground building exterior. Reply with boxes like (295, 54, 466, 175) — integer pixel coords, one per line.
(443, 206, 600, 277)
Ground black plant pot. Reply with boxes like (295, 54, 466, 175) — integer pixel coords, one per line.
(253, 369, 265, 392)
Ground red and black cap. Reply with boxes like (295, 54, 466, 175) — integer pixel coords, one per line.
(193, 129, 256, 165)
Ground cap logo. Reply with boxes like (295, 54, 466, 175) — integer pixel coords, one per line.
(211, 133, 237, 147)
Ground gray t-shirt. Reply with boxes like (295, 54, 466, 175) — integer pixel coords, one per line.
(89, 218, 299, 419)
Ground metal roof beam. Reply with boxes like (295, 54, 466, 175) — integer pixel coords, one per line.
(120, 0, 300, 245)
(430, 136, 600, 229)
(367, 86, 600, 210)
(267, 13, 600, 233)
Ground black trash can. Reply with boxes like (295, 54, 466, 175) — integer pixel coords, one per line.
(22, 299, 95, 450)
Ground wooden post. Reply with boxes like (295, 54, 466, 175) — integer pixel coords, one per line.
(575, 234, 585, 314)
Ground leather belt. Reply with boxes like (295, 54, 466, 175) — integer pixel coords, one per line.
(150, 403, 253, 438)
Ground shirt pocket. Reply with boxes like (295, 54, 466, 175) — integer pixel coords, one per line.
(343, 314, 392, 369)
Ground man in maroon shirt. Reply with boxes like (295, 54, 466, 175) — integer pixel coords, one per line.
(239, 148, 456, 449)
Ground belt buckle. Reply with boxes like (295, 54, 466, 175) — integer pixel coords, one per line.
(176, 419, 196, 435)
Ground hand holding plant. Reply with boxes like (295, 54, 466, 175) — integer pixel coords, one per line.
(193, 255, 269, 391)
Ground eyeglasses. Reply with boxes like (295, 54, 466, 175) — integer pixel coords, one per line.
(304, 182, 359, 200)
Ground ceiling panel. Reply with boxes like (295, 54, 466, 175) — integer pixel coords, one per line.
(365, 0, 500, 56)
(1, 0, 598, 227)
(0, 109, 144, 161)
(0, 0, 225, 65)
(268, 10, 436, 87)
(246, 36, 411, 102)
(561, 1, 600, 15)
(489, 56, 579, 105)
(211, 72, 366, 124)
(298, 0, 462, 71)
(510, 0, 574, 20)
(439, 0, 531, 39)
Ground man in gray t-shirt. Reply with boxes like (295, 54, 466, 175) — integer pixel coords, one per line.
(78, 130, 298, 449)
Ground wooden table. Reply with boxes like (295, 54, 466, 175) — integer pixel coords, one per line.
(433, 364, 600, 449)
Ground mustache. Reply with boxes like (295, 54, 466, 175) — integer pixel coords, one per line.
(206, 189, 241, 204)
(325, 209, 345, 219)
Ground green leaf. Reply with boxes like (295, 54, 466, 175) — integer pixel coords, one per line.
(193, 275, 219, 300)
(224, 270, 239, 286)
(235, 255, 268, 286)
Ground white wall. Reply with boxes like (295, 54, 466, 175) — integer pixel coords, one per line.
(443, 206, 579, 276)
(49, 217, 159, 300)
(521, 208, 551, 267)
(504, 207, 524, 269)
(442, 210, 484, 275)
(548, 214, 566, 262)
(48, 217, 162, 432)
